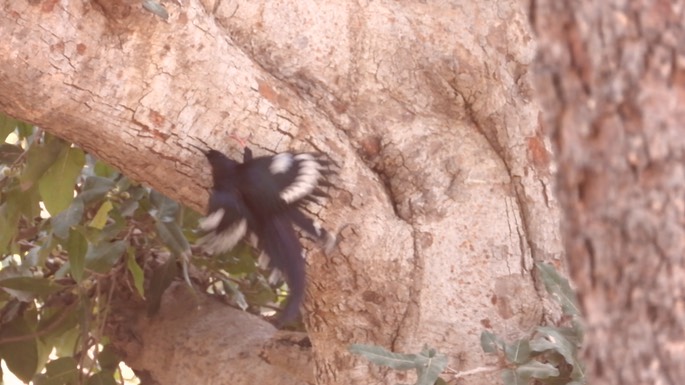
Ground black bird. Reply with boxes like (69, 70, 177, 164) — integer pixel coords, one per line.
(198, 145, 335, 327)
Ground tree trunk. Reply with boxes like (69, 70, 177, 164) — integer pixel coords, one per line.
(1, 1, 560, 384)
(533, 0, 685, 383)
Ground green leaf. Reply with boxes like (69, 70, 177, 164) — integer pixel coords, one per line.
(85, 240, 127, 274)
(570, 356, 586, 381)
(0, 143, 23, 164)
(0, 316, 39, 382)
(79, 176, 115, 204)
(89, 200, 113, 229)
(560, 322, 584, 346)
(98, 344, 120, 371)
(19, 135, 67, 191)
(0, 277, 66, 299)
(147, 256, 177, 316)
(502, 368, 526, 385)
(94, 160, 117, 178)
(35, 337, 52, 377)
(149, 190, 179, 222)
(0, 113, 19, 141)
(55, 240, 128, 277)
(535, 327, 577, 366)
(416, 349, 448, 385)
(529, 336, 556, 353)
(39, 146, 85, 216)
(25, 234, 56, 268)
(505, 339, 532, 364)
(126, 249, 145, 298)
(155, 220, 191, 258)
(86, 371, 118, 385)
(142, 0, 169, 19)
(36, 356, 78, 385)
(42, 322, 82, 356)
(348, 344, 418, 370)
(16, 121, 34, 138)
(81, 213, 124, 245)
(51, 198, 85, 239)
(480, 331, 503, 353)
(221, 278, 247, 310)
(6, 183, 42, 220)
(118, 199, 139, 218)
(536, 262, 581, 317)
(67, 228, 88, 283)
(0, 268, 33, 302)
(516, 361, 559, 380)
(38, 304, 78, 334)
(118, 184, 145, 217)
(0, 202, 20, 253)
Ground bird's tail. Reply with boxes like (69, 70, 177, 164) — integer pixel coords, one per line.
(259, 214, 306, 327)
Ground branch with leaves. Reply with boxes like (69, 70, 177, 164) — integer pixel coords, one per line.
(349, 263, 585, 385)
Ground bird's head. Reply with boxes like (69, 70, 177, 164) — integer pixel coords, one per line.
(204, 149, 241, 185)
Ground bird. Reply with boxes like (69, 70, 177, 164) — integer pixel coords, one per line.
(197, 144, 336, 327)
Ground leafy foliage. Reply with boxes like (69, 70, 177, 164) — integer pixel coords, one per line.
(349, 263, 584, 385)
(479, 262, 585, 385)
(349, 344, 448, 385)
(0, 115, 288, 383)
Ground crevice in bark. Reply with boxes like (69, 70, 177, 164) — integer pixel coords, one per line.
(460, 90, 536, 267)
(456, 86, 546, 305)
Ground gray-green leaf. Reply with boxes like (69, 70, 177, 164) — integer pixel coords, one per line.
(505, 339, 532, 364)
(480, 331, 503, 353)
(515, 361, 559, 379)
(51, 198, 85, 239)
(142, 0, 169, 20)
(536, 262, 580, 317)
(149, 190, 179, 222)
(348, 344, 418, 370)
(415, 350, 448, 385)
(535, 327, 577, 366)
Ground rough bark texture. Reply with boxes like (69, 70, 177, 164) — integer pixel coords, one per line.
(1, 1, 561, 384)
(533, 0, 685, 383)
(114, 283, 315, 385)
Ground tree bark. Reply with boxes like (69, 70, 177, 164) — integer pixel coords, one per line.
(533, 0, 685, 383)
(1, 1, 560, 384)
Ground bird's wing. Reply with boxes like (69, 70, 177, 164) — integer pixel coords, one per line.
(286, 208, 337, 253)
(198, 189, 250, 255)
(241, 152, 334, 213)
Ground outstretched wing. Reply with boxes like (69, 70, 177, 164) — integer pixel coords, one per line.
(240, 152, 334, 214)
(198, 188, 251, 255)
(286, 207, 337, 253)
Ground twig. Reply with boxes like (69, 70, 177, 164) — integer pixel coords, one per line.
(446, 365, 501, 379)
